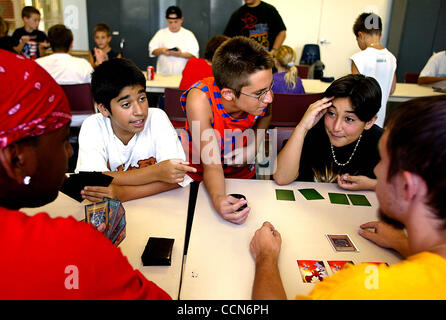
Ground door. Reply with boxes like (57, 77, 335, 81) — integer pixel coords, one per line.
(317, 0, 391, 79)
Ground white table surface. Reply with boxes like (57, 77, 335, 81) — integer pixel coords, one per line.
(180, 179, 402, 300)
(144, 73, 444, 102)
(22, 186, 190, 299)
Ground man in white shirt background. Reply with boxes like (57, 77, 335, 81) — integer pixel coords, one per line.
(36, 24, 93, 85)
(418, 50, 446, 88)
(148, 6, 199, 75)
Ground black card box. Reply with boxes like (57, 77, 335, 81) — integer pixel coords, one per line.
(141, 237, 174, 266)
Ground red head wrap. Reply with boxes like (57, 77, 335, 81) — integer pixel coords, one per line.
(0, 49, 71, 148)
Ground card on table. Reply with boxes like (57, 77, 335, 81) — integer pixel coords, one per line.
(297, 260, 329, 283)
(347, 194, 371, 206)
(275, 189, 295, 201)
(298, 188, 324, 200)
(326, 234, 359, 252)
(327, 260, 354, 273)
(328, 193, 350, 205)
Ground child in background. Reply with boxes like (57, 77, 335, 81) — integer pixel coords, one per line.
(76, 58, 196, 202)
(11, 6, 49, 59)
(350, 12, 396, 128)
(89, 22, 122, 68)
(272, 45, 305, 94)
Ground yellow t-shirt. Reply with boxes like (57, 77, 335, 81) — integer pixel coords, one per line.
(296, 252, 446, 300)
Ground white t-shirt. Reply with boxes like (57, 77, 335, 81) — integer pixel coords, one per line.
(419, 50, 446, 87)
(36, 53, 93, 85)
(148, 27, 199, 75)
(75, 108, 192, 187)
(350, 48, 397, 127)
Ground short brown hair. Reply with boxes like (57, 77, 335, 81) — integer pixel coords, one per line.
(22, 6, 40, 19)
(203, 35, 229, 61)
(353, 12, 382, 37)
(48, 24, 73, 52)
(212, 36, 274, 97)
(94, 22, 111, 37)
(385, 96, 446, 228)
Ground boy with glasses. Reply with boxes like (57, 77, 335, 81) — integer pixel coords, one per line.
(179, 36, 273, 224)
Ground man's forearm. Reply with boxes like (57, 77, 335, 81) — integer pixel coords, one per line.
(418, 76, 446, 85)
(118, 182, 179, 202)
(252, 257, 287, 300)
(103, 164, 162, 186)
(203, 165, 226, 202)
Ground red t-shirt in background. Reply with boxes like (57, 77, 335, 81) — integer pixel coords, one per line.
(0, 207, 171, 300)
(179, 58, 213, 90)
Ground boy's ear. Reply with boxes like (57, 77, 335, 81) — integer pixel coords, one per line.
(364, 115, 377, 130)
(221, 88, 234, 101)
(97, 103, 111, 118)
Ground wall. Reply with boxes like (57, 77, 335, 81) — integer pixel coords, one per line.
(62, 0, 88, 50)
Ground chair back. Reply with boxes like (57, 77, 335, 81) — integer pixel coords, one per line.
(404, 72, 420, 83)
(272, 126, 294, 152)
(296, 65, 309, 79)
(299, 44, 321, 66)
(60, 83, 95, 115)
(270, 92, 323, 127)
(164, 88, 186, 128)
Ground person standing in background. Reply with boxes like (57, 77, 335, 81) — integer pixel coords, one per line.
(148, 6, 199, 75)
(224, 0, 286, 55)
(350, 12, 396, 128)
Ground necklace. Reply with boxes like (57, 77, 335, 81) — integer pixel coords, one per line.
(330, 134, 362, 167)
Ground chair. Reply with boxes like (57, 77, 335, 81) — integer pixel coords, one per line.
(404, 72, 420, 84)
(164, 88, 187, 128)
(60, 83, 96, 127)
(272, 126, 294, 152)
(296, 65, 310, 79)
(299, 44, 321, 66)
(270, 92, 323, 127)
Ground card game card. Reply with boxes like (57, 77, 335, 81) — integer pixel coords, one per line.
(326, 234, 358, 252)
(61, 172, 114, 202)
(347, 194, 371, 206)
(85, 201, 109, 234)
(328, 193, 350, 205)
(327, 260, 354, 273)
(297, 260, 328, 283)
(275, 189, 295, 201)
(298, 188, 324, 200)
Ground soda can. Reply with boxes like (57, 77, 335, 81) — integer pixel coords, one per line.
(147, 66, 154, 80)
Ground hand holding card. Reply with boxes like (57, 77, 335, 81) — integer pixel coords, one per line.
(61, 172, 114, 202)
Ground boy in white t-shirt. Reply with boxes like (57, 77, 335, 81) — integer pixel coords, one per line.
(350, 12, 397, 127)
(418, 50, 446, 87)
(75, 58, 196, 202)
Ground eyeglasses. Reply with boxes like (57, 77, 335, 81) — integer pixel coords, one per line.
(235, 80, 274, 102)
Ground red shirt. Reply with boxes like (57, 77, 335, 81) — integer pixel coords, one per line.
(0, 207, 171, 300)
(179, 58, 213, 90)
(179, 77, 266, 181)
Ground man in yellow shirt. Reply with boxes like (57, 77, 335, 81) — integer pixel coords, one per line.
(250, 95, 446, 299)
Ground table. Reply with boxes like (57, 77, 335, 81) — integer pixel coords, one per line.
(301, 79, 445, 102)
(180, 179, 402, 300)
(144, 73, 445, 102)
(22, 186, 191, 299)
(145, 73, 181, 93)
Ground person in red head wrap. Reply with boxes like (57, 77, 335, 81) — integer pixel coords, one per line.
(0, 49, 171, 300)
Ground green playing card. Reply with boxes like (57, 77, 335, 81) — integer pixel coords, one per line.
(328, 193, 349, 205)
(275, 189, 295, 201)
(348, 194, 371, 206)
(298, 188, 324, 200)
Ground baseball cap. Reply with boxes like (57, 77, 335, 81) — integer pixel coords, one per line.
(166, 6, 182, 19)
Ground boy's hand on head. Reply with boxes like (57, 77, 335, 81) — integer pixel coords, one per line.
(94, 47, 107, 64)
(156, 159, 197, 184)
(298, 97, 334, 132)
(212, 194, 250, 224)
(81, 184, 122, 203)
